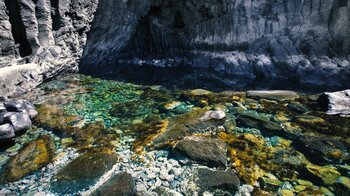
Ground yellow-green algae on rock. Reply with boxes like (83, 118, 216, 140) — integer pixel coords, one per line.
(0, 135, 55, 183)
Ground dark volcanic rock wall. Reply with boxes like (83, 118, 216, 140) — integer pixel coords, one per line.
(1, 0, 350, 97)
(81, 0, 350, 87)
(0, 0, 98, 97)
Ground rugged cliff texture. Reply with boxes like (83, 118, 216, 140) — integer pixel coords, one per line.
(0, 0, 98, 97)
(81, 0, 350, 87)
(1, 0, 350, 97)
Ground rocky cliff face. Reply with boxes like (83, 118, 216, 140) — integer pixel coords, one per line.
(1, 0, 350, 97)
(0, 0, 98, 97)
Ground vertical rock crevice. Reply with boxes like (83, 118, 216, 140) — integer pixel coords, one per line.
(4, 0, 32, 57)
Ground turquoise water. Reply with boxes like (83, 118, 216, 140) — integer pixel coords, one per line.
(0, 74, 349, 195)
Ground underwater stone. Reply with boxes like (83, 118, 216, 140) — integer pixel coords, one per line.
(247, 91, 299, 101)
(287, 102, 309, 114)
(52, 152, 118, 194)
(0, 135, 55, 183)
(295, 136, 349, 165)
(237, 113, 282, 136)
(92, 172, 136, 196)
(197, 168, 240, 194)
(305, 165, 341, 185)
(258, 177, 283, 191)
(334, 176, 350, 195)
(174, 136, 227, 167)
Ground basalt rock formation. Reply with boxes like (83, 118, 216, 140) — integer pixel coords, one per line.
(1, 0, 350, 97)
(0, 0, 98, 97)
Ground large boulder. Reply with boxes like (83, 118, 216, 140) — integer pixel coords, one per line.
(317, 90, 350, 115)
(174, 136, 227, 167)
(197, 168, 240, 194)
(0, 135, 55, 183)
(92, 172, 135, 196)
(51, 152, 119, 194)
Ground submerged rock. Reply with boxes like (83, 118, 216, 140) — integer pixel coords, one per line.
(334, 176, 350, 195)
(0, 135, 55, 183)
(152, 109, 226, 145)
(258, 177, 283, 191)
(237, 113, 282, 136)
(304, 165, 341, 185)
(295, 136, 349, 165)
(92, 172, 135, 196)
(318, 90, 350, 115)
(174, 136, 227, 167)
(287, 102, 309, 114)
(247, 91, 299, 101)
(52, 152, 118, 193)
(197, 168, 240, 194)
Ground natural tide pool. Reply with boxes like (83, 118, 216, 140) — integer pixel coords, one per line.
(0, 73, 349, 195)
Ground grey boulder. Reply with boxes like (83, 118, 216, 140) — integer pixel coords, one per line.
(5, 99, 38, 118)
(4, 112, 32, 132)
(0, 123, 15, 140)
(174, 136, 227, 167)
(318, 90, 350, 115)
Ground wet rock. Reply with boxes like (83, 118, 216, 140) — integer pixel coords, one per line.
(287, 102, 309, 114)
(0, 123, 15, 140)
(304, 165, 341, 185)
(334, 176, 350, 195)
(247, 91, 299, 101)
(295, 136, 349, 165)
(174, 136, 227, 167)
(3, 112, 32, 132)
(5, 99, 38, 118)
(0, 103, 5, 112)
(190, 89, 212, 96)
(318, 90, 350, 115)
(0, 136, 55, 183)
(92, 172, 135, 196)
(237, 113, 282, 136)
(197, 168, 240, 194)
(152, 109, 225, 145)
(258, 177, 283, 191)
(52, 152, 118, 193)
(200, 110, 226, 121)
(296, 115, 325, 124)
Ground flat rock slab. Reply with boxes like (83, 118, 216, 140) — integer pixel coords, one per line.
(51, 152, 118, 194)
(197, 168, 240, 194)
(92, 172, 135, 196)
(318, 90, 350, 115)
(247, 90, 299, 101)
(174, 136, 227, 167)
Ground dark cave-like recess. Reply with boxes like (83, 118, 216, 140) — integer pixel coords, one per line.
(4, 0, 33, 57)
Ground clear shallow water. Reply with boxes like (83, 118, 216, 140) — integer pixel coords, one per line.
(0, 73, 349, 195)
